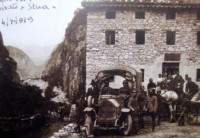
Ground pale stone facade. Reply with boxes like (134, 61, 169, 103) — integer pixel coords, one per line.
(82, 0, 200, 88)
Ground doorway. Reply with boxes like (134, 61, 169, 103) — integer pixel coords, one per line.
(162, 62, 179, 77)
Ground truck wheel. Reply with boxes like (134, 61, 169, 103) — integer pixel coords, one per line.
(122, 114, 132, 136)
(85, 114, 93, 136)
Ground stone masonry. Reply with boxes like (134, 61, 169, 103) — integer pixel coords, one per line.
(82, 0, 200, 88)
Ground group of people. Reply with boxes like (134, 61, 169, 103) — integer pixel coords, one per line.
(127, 72, 199, 133)
(75, 72, 199, 134)
(155, 72, 199, 99)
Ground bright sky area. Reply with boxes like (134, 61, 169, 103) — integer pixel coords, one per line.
(0, 0, 83, 65)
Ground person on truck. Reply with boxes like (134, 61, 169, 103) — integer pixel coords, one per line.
(119, 80, 131, 96)
(101, 80, 113, 95)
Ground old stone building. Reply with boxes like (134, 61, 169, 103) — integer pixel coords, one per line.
(81, 0, 200, 88)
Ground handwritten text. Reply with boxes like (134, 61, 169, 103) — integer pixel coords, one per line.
(1, 0, 56, 27)
(1, 16, 33, 26)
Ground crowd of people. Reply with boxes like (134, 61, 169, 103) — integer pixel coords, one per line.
(75, 72, 200, 135)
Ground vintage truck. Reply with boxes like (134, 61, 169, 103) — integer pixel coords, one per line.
(84, 66, 142, 136)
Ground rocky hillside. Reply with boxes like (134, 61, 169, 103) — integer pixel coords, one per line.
(6, 46, 41, 80)
(0, 33, 20, 86)
(42, 9, 87, 97)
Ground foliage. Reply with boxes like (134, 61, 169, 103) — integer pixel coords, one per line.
(0, 83, 50, 117)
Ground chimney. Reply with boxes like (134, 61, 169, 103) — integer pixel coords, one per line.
(0, 32, 4, 47)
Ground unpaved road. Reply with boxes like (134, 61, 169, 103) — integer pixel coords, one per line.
(97, 121, 200, 138)
(51, 119, 200, 138)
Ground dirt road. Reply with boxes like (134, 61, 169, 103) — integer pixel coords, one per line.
(97, 121, 200, 138)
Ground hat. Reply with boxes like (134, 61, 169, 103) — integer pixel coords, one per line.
(90, 79, 96, 85)
(149, 78, 153, 81)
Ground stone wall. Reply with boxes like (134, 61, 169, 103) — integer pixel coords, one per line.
(86, 8, 200, 88)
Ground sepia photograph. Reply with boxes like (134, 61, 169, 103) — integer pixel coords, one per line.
(0, 0, 200, 137)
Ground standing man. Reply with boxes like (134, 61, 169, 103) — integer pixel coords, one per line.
(86, 79, 98, 106)
(173, 72, 185, 96)
(75, 95, 87, 133)
(128, 90, 142, 135)
(138, 86, 147, 129)
(145, 89, 157, 132)
(186, 77, 199, 98)
(167, 75, 175, 91)
(156, 90, 166, 125)
(147, 78, 156, 95)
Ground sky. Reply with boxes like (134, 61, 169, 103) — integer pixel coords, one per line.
(0, 0, 83, 65)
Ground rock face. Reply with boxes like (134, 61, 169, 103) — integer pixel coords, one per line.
(7, 46, 41, 80)
(42, 9, 87, 98)
(0, 32, 20, 86)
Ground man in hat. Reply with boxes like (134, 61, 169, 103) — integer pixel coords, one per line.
(86, 79, 99, 105)
(128, 89, 142, 135)
(147, 78, 156, 95)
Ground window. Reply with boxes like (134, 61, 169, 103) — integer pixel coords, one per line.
(136, 30, 145, 44)
(135, 11, 145, 19)
(106, 10, 116, 19)
(197, 31, 200, 45)
(197, 9, 200, 20)
(166, 31, 175, 45)
(197, 69, 200, 81)
(105, 31, 115, 45)
(166, 10, 176, 20)
(141, 69, 145, 82)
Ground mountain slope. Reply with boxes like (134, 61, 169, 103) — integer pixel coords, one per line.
(0, 33, 20, 86)
(7, 46, 41, 80)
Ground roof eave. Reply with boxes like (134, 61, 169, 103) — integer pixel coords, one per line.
(81, 2, 200, 9)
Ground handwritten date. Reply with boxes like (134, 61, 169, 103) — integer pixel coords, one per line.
(1, 16, 33, 26)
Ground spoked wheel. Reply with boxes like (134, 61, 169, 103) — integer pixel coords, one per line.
(85, 114, 93, 136)
(122, 114, 132, 136)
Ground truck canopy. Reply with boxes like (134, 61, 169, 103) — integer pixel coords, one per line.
(96, 66, 142, 91)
